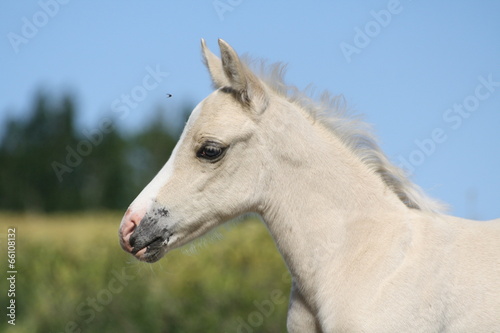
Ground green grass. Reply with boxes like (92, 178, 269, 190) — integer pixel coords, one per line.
(0, 212, 290, 333)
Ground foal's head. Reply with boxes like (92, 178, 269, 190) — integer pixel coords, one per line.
(119, 40, 271, 262)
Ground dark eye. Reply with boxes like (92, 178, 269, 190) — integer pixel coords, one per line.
(196, 142, 227, 161)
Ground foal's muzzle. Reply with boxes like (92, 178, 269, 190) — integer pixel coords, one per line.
(119, 207, 172, 263)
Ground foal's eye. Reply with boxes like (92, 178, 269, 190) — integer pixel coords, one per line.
(196, 142, 227, 161)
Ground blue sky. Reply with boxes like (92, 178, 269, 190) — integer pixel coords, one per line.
(1, 1, 499, 219)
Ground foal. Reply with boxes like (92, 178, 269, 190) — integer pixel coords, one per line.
(119, 39, 500, 332)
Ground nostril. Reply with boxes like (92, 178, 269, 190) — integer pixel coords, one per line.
(119, 209, 148, 253)
(119, 217, 138, 252)
(129, 228, 137, 248)
(122, 219, 137, 238)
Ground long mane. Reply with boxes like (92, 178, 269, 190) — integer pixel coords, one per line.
(247, 58, 444, 213)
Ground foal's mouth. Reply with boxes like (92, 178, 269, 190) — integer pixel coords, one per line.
(130, 232, 173, 263)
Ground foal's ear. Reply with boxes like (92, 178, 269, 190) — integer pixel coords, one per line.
(201, 39, 228, 88)
(217, 39, 268, 110)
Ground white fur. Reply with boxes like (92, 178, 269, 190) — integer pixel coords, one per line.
(122, 39, 500, 332)
(128, 102, 203, 214)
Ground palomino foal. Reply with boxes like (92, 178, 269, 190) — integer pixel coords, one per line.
(119, 39, 500, 332)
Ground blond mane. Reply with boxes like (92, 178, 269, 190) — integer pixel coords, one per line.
(247, 59, 444, 213)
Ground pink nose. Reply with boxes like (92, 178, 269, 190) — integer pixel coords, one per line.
(119, 209, 143, 253)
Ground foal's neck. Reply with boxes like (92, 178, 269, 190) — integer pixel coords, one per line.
(257, 102, 410, 286)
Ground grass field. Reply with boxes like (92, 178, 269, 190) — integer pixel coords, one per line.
(0, 212, 290, 333)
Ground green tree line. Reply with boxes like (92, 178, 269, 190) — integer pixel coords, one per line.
(0, 91, 188, 212)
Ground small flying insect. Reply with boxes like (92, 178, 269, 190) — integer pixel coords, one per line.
(166, 93, 173, 98)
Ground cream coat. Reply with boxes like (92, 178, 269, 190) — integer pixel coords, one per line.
(119, 39, 500, 332)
